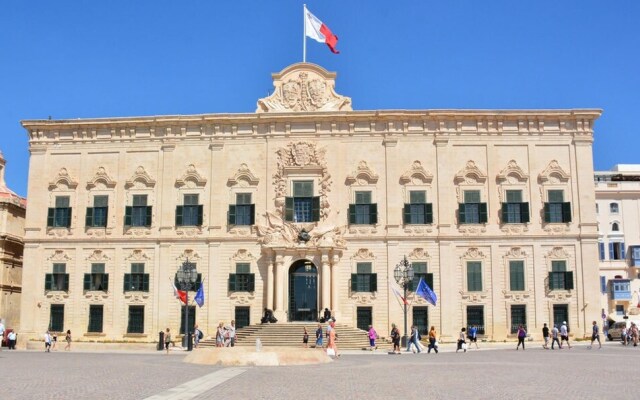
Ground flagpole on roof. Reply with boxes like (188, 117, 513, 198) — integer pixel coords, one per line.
(303, 4, 307, 62)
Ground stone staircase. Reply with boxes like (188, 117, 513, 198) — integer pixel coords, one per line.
(199, 323, 389, 350)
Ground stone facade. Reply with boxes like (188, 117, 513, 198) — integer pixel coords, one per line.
(19, 63, 602, 342)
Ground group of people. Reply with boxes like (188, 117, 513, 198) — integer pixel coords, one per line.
(43, 330, 71, 352)
(620, 321, 639, 346)
(541, 321, 574, 350)
(215, 320, 236, 347)
(304, 316, 339, 358)
(388, 324, 441, 354)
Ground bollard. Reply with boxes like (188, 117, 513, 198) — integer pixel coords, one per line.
(256, 338, 262, 352)
(158, 331, 165, 351)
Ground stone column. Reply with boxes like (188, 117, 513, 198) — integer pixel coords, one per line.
(320, 253, 331, 312)
(331, 254, 340, 318)
(267, 257, 274, 311)
(274, 254, 285, 320)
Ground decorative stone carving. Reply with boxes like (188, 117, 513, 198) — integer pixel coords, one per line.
(85, 292, 109, 302)
(461, 248, 486, 260)
(227, 164, 259, 187)
(232, 249, 256, 262)
(351, 293, 377, 304)
(403, 226, 433, 235)
(538, 160, 570, 184)
(175, 164, 207, 188)
(124, 228, 151, 237)
(399, 161, 433, 185)
(496, 160, 529, 184)
(409, 248, 430, 260)
(460, 292, 487, 302)
(228, 226, 252, 237)
(86, 250, 110, 262)
(454, 161, 487, 184)
(175, 227, 203, 237)
(86, 228, 112, 237)
(273, 141, 332, 220)
(86, 167, 117, 189)
(125, 166, 156, 189)
(458, 226, 487, 236)
(229, 293, 255, 304)
(500, 224, 529, 235)
(505, 247, 527, 259)
(548, 292, 573, 301)
(47, 250, 72, 261)
(545, 247, 571, 260)
(47, 228, 71, 237)
(124, 292, 149, 303)
(178, 249, 201, 262)
(46, 293, 69, 302)
(345, 161, 379, 185)
(348, 226, 378, 235)
(543, 224, 570, 234)
(49, 168, 78, 190)
(352, 248, 374, 260)
(502, 290, 531, 301)
(125, 249, 151, 261)
(256, 63, 352, 113)
(256, 211, 346, 249)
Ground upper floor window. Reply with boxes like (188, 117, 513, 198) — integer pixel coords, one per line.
(45, 263, 69, 292)
(509, 260, 525, 291)
(229, 193, 255, 226)
(610, 203, 619, 214)
(544, 190, 571, 223)
(228, 262, 255, 292)
(48, 196, 72, 228)
(459, 190, 487, 224)
(409, 261, 433, 291)
(176, 194, 203, 227)
(612, 222, 620, 232)
(285, 181, 319, 223)
(548, 260, 574, 290)
(403, 190, 433, 225)
(351, 262, 377, 292)
(349, 191, 378, 225)
(86, 195, 108, 228)
(609, 241, 626, 260)
(501, 190, 529, 224)
(124, 263, 149, 292)
(466, 261, 483, 292)
(631, 246, 640, 267)
(84, 263, 109, 292)
(125, 195, 152, 227)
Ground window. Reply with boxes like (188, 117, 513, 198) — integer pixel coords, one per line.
(596, 203, 599, 214)
(412, 307, 429, 336)
(459, 190, 487, 224)
(176, 194, 203, 226)
(47, 196, 72, 228)
(228, 263, 255, 292)
(466, 261, 482, 292)
(631, 246, 640, 267)
(351, 262, 378, 292)
(124, 263, 149, 292)
(609, 242, 626, 260)
(552, 304, 568, 330)
(88, 305, 104, 333)
(612, 223, 620, 232)
(127, 305, 144, 334)
(610, 203, 619, 214)
(357, 307, 373, 332)
(501, 190, 529, 224)
(610, 279, 632, 300)
(510, 305, 527, 334)
(125, 195, 152, 227)
(45, 263, 69, 292)
(229, 193, 255, 226)
(544, 190, 571, 223)
(509, 260, 525, 291)
(549, 260, 574, 290)
(409, 262, 433, 291)
(349, 191, 378, 225)
(466, 305, 485, 335)
(180, 306, 196, 335)
(599, 243, 605, 261)
(285, 181, 320, 223)
(86, 195, 108, 228)
(49, 304, 64, 332)
(403, 190, 433, 225)
(600, 276, 606, 294)
(616, 305, 625, 316)
(83, 263, 109, 292)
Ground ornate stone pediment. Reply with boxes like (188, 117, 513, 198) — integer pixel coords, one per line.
(47, 249, 72, 261)
(409, 248, 430, 260)
(345, 161, 379, 185)
(256, 211, 346, 249)
(496, 160, 528, 183)
(545, 246, 571, 260)
(505, 247, 528, 259)
(125, 249, 151, 261)
(461, 247, 487, 260)
(86, 250, 110, 262)
(256, 63, 352, 113)
(86, 167, 116, 190)
(177, 249, 201, 262)
(125, 166, 156, 189)
(49, 168, 78, 190)
(454, 161, 487, 184)
(399, 161, 433, 185)
(227, 164, 259, 187)
(175, 164, 207, 188)
(352, 248, 374, 260)
(231, 249, 256, 262)
(538, 160, 570, 184)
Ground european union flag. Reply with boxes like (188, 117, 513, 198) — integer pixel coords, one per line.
(194, 282, 205, 307)
(415, 277, 437, 306)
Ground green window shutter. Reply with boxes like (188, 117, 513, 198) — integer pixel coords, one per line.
(84, 274, 91, 291)
(103, 274, 109, 291)
(403, 204, 411, 224)
(142, 274, 150, 292)
(45, 274, 53, 291)
(248, 274, 255, 292)
(426, 273, 434, 290)
(425, 203, 433, 224)
(145, 206, 152, 226)
(175, 206, 183, 226)
(196, 273, 203, 286)
(63, 274, 70, 291)
(124, 206, 132, 226)
(312, 196, 321, 221)
(370, 273, 377, 292)
(284, 197, 294, 222)
(543, 203, 551, 223)
(459, 204, 466, 224)
(197, 205, 204, 226)
(123, 274, 131, 292)
(479, 203, 488, 223)
(548, 272, 556, 290)
(348, 204, 357, 224)
(351, 274, 358, 292)
(249, 204, 255, 225)
(521, 202, 530, 223)
(65, 208, 72, 227)
(47, 208, 55, 227)
(562, 202, 572, 223)
(228, 274, 237, 291)
(565, 271, 574, 290)
(228, 205, 236, 225)
(370, 203, 378, 224)
(501, 203, 508, 223)
(86, 207, 94, 227)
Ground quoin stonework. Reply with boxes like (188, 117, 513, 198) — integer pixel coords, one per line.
(19, 63, 602, 343)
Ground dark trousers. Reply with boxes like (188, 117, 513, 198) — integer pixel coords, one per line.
(428, 338, 438, 353)
(517, 337, 525, 349)
(551, 338, 561, 349)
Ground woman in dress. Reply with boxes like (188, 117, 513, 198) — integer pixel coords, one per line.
(328, 321, 339, 357)
(390, 323, 401, 354)
(216, 322, 225, 347)
(64, 330, 72, 351)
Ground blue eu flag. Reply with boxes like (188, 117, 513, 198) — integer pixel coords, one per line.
(194, 282, 205, 307)
(415, 277, 437, 306)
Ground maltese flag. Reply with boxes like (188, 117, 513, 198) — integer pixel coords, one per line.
(305, 8, 340, 54)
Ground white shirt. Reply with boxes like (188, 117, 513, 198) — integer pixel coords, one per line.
(44, 333, 52, 344)
(0, 322, 5, 335)
(560, 325, 568, 336)
(8, 331, 16, 340)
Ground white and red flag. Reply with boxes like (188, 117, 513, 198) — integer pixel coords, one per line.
(304, 7, 340, 54)
(171, 280, 187, 305)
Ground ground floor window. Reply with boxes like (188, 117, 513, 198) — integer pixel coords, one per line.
(235, 307, 250, 329)
(510, 305, 526, 334)
(127, 306, 144, 334)
(553, 304, 569, 331)
(180, 306, 196, 335)
(88, 305, 104, 333)
(356, 307, 372, 332)
(49, 304, 64, 332)
(466, 305, 485, 335)
(412, 307, 429, 336)
(616, 304, 625, 316)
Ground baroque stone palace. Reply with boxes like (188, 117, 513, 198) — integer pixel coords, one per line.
(20, 63, 601, 342)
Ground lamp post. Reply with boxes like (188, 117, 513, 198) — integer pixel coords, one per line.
(394, 255, 414, 347)
(176, 258, 198, 351)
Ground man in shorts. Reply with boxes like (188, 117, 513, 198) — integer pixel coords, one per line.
(588, 320, 601, 349)
(468, 325, 479, 349)
(560, 321, 571, 349)
(542, 323, 550, 349)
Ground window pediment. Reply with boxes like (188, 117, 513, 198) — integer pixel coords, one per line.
(86, 250, 110, 262)
(176, 164, 207, 188)
(227, 164, 260, 187)
(408, 248, 430, 260)
(86, 167, 116, 190)
(125, 166, 156, 189)
(47, 249, 72, 261)
(496, 160, 528, 184)
(352, 248, 375, 260)
(454, 161, 487, 184)
(345, 161, 379, 185)
(125, 249, 151, 261)
(49, 168, 78, 190)
(538, 160, 570, 184)
(399, 161, 433, 185)
(177, 249, 201, 262)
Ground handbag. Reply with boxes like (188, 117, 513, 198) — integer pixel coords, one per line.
(434, 340, 439, 348)
(327, 348, 336, 356)
(462, 342, 468, 350)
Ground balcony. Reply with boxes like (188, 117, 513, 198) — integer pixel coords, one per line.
(610, 279, 632, 300)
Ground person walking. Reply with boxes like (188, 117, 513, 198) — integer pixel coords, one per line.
(542, 323, 550, 349)
(588, 320, 602, 349)
(427, 326, 439, 354)
(193, 324, 201, 349)
(456, 327, 467, 353)
(315, 324, 323, 348)
(216, 322, 225, 347)
(367, 325, 378, 351)
(630, 322, 639, 346)
(44, 330, 52, 352)
(390, 323, 401, 354)
(406, 325, 421, 353)
(164, 328, 172, 354)
(560, 322, 571, 349)
(327, 321, 339, 358)
(468, 325, 479, 349)
(227, 320, 236, 347)
(7, 330, 16, 349)
(551, 325, 561, 349)
(51, 332, 57, 351)
(64, 330, 72, 351)
(0, 318, 4, 352)
(303, 326, 309, 348)
(516, 325, 527, 350)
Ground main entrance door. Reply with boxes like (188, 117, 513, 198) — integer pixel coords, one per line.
(288, 260, 318, 321)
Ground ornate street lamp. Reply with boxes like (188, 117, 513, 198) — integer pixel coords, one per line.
(176, 258, 198, 351)
(394, 255, 414, 347)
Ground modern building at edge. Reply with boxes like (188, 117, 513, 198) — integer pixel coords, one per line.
(18, 63, 602, 344)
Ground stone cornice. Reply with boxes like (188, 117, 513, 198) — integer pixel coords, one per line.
(22, 109, 602, 145)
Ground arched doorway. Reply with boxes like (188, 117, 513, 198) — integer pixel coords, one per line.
(288, 259, 318, 321)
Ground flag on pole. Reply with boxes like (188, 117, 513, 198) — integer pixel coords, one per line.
(390, 285, 408, 305)
(194, 282, 205, 308)
(304, 7, 340, 54)
(171, 280, 187, 305)
(415, 277, 438, 306)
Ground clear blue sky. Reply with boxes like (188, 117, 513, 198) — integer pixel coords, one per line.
(2, 1, 639, 197)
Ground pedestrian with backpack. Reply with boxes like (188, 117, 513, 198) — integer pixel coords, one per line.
(516, 325, 527, 350)
(194, 324, 202, 348)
